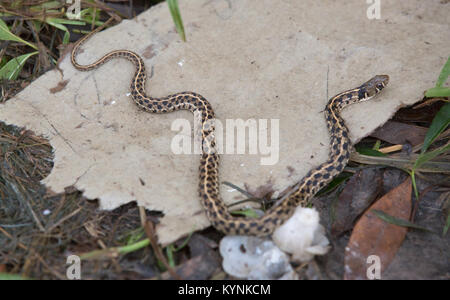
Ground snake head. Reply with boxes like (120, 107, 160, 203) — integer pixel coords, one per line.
(360, 75, 389, 97)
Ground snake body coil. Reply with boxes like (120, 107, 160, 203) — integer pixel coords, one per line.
(71, 26, 389, 236)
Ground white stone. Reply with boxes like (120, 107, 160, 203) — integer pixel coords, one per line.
(219, 235, 297, 280)
(273, 207, 330, 262)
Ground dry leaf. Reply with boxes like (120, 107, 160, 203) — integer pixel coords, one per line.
(344, 177, 412, 280)
(158, 235, 221, 280)
(370, 121, 428, 147)
(331, 168, 383, 236)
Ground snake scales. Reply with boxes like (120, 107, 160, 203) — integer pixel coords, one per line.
(71, 24, 389, 236)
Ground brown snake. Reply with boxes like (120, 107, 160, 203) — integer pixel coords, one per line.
(71, 24, 389, 236)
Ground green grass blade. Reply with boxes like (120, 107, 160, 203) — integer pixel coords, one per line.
(0, 273, 29, 280)
(435, 56, 450, 88)
(230, 208, 260, 218)
(316, 172, 352, 196)
(425, 87, 450, 98)
(46, 18, 85, 26)
(63, 31, 70, 44)
(415, 142, 450, 170)
(45, 18, 84, 45)
(0, 19, 38, 50)
(425, 56, 449, 96)
(444, 211, 450, 236)
(29, 0, 62, 11)
(80, 238, 150, 260)
(355, 147, 386, 157)
(45, 18, 68, 31)
(0, 51, 39, 80)
(0, 56, 6, 68)
(166, 0, 186, 42)
(372, 140, 381, 151)
(372, 209, 432, 232)
(170, 230, 194, 252)
(421, 103, 450, 154)
(32, 20, 43, 32)
(166, 245, 176, 267)
(78, 8, 103, 26)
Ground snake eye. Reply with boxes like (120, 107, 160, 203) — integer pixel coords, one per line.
(376, 83, 384, 90)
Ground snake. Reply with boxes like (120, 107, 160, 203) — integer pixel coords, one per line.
(71, 23, 389, 236)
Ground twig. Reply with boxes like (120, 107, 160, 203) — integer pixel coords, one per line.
(45, 207, 82, 233)
(139, 206, 182, 280)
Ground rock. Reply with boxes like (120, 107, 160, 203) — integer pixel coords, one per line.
(219, 235, 297, 279)
(273, 207, 330, 262)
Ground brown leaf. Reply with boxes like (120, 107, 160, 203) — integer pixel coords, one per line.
(344, 177, 412, 280)
(370, 121, 428, 147)
(156, 234, 221, 280)
(394, 102, 444, 123)
(156, 253, 221, 280)
(188, 234, 218, 257)
(331, 168, 383, 236)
